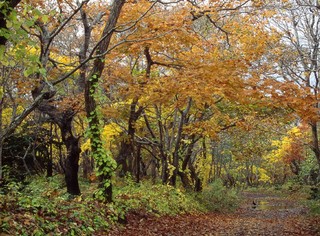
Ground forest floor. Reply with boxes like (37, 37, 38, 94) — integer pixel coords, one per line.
(108, 191, 320, 236)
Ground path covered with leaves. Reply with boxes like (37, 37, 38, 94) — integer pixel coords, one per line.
(109, 192, 320, 236)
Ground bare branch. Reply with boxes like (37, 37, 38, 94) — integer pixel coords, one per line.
(46, 1, 89, 51)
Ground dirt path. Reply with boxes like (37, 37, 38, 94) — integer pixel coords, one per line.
(108, 192, 320, 236)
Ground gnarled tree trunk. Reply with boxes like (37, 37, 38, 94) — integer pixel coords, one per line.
(59, 113, 81, 195)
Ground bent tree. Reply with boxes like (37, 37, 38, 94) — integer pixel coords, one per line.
(0, 1, 89, 194)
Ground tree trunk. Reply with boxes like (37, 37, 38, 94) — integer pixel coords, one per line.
(178, 135, 196, 190)
(156, 106, 170, 184)
(46, 124, 53, 177)
(151, 147, 158, 184)
(60, 115, 81, 195)
(47, 156, 53, 177)
(0, 98, 3, 181)
(189, 160, 202, 192)
(0, 140, 3, 182)
(178, 171, 192, 189)
(85, 0, 126, 202)
(161, 155, 169, 184)
(116, 98, 142, 175)
(116, 141, 131, 175)
(135, 144, 141, 183)
(63, 138, 80, 195)
(33, 95, 81, 195)
(170, 98, 192, 187)
(82, 151, 94, 179)
(310, 122, 320, 181)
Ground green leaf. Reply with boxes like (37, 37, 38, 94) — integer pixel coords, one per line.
(23, 68, 34, 77)
(104, 181, 111, 188)
(42, 15, 49, 24)
(6, 20, 12, 28)
(39, 68, 47, 76)
(25, 19, 34, 28)
(9, 60, 15, 67)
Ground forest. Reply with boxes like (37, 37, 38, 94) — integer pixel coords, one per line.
(1, 0, 320, 235)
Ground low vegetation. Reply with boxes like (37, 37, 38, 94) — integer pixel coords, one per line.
(2, 173, 319, 235)
(0, 175, 243, 235)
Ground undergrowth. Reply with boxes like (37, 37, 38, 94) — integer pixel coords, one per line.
(0, 175, 240, 235)
(198, 179, 240, 212)
(114, 177, 205, 216)
(0, 175, 113, 235)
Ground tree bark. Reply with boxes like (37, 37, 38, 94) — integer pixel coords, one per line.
(62, 133, 81, 195)
(135, 144, 141, 183)
(46, 124, 53, 177)
(58, 113, 81, 195)
(33, 90, 81, 193)
(178, 135, 197, 190)
(310, 122, 320, 181)
(0, 139, 3, 182)
(189, 159, 202, 192)
(37, 1, 91, 191)
(116, 98, 143, 176)
(170, 98, 192, 187)
(161, 154, 169, 184)
(85, 0, 126, 202)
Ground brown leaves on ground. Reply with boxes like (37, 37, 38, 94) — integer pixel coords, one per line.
(108, 192, 320, 236)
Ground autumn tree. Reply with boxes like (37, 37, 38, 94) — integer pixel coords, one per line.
(0, 0, 90, 194)
(266, 0, 320, 181)
(99, 0, 282, 190)
(0, 0, 299, 197)
(82, 0, 126, 202)
(0, 0, 44, 181)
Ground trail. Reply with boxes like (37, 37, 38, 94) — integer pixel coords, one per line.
(108, 191, 320, 236)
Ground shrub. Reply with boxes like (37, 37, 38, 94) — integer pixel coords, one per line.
(310, 186, 320, 200)
(198, 179, 240, 212)
(0, 175, 116, 235)
(114, 177, 204, 216)
(307, 200, 320, 215)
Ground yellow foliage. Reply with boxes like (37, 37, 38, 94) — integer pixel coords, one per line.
(262, 125, 306, 183)
(258, 167, 271, 183)
(266, 125, 303, 164)
(81, 139, 91, 153)
(2, 106, 25, 130)
(167, 161, 176, 180)
(250, 166, 271, 183)
(81, 123, 122, 154)
(195, 152, 213, 186)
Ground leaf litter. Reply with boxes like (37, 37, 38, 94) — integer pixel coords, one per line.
(108, 192, 320, 236)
